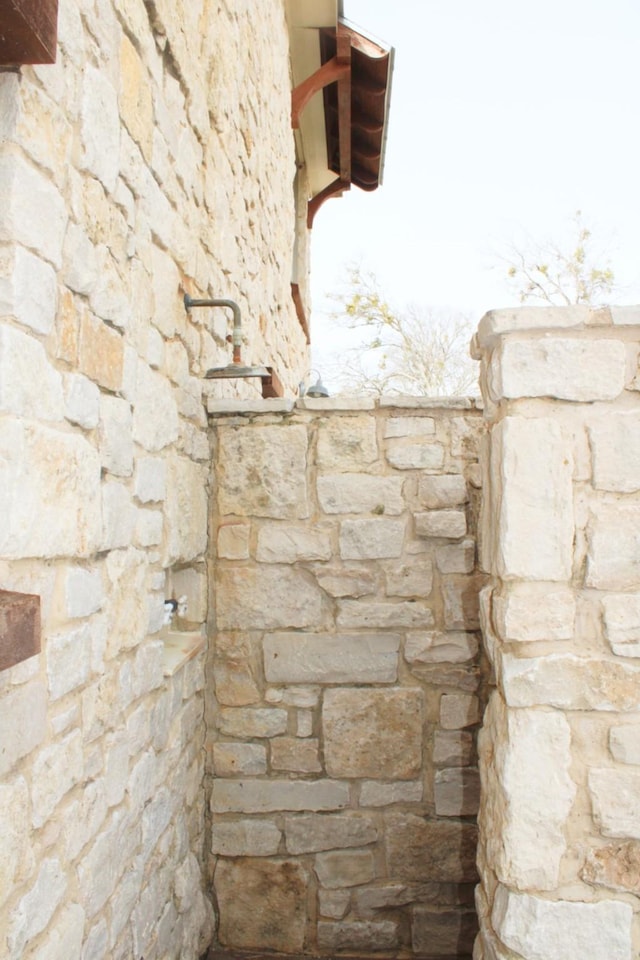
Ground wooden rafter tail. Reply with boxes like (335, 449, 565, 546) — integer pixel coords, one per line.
(336, 26, 352, 183)
(291, 283, 311, 344)
(307, 178, 350, 229)
(291, 57, 350, 129)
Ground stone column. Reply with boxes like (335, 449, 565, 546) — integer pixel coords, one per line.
(473, 306, 640, 960)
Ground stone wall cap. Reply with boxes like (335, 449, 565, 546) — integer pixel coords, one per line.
(379, 395, 481, 410)
(474, 305, 640, 353)
(296, 397, 376, 411)
(207, 398, 295, 416)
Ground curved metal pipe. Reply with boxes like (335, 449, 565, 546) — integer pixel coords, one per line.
(183, 294, 243, 364)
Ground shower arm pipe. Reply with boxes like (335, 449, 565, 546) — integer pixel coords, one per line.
(184, 294, 243, 364)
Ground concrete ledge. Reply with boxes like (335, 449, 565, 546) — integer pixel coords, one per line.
(207, 398, 295, 416)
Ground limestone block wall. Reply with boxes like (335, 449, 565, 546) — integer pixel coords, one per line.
(472, 306, 640, 960)
(0, 1, 308, 958)
(207, 395, 486, 958)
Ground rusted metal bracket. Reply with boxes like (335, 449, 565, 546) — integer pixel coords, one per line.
(0, 589, 41, 672)
(0, 0, 59, 64)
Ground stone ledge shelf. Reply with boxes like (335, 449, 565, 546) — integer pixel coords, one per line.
(162, 629, 205, 677)
(207, 395, 483, 416)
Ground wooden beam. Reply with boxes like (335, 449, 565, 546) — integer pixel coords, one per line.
(0, 0, 59, 64)
(335, 25, 352, 183)
(291, 56, 350, 129)
(307, 177, 350, 228)
(291, 283, 311, 344)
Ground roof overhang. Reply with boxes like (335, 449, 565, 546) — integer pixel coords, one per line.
(287, 2, 394, 226)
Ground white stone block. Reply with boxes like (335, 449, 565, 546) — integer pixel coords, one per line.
(493, 583, 575, 642)
(500, 652, 640, 711)
(62, 222, 98, 295)
(211, 819, 282, 856)
(0, 420, 101, 559)
(101, 480, 136, 551)
(316, 416, 378, 470)
(440, 693, 480, 729)
(384, 416, 436, 437)
(63, 373, 100, 428)
(212, 742, 267, 777)
(0, 245, 57, 333)
(80, 66, 120, 191)
(0, 154, 67, 268)
(415, 510, 466, 539)
(386, 440, 445, 470)
(384, 559, 433, 597)
(609, 725, 640, 765)
(31, 731, 83, 827)
(64, 566, 103, 619)
(163, 456, 208, 564)
(264, 633, 399, 683)
(0, 776, 29, 908)
(495, 337, 626, 401)
(405, 631, 478, 664)
(317, 474, 405, 515)
(134, 456, 167, 503)
(492, 885, 632, 960)
(419, 474, 467, 508)
(590, 411, 640, 492)
(35, 903, 85, 960)
(0, 682, 47, 775)
(146, 325, 164, 369)
(211, 779, 350, 813)
(603, 593, 640, 656)
(135, 508, 163, 547)
(169, 566, 207, 622)
(63, 780, 108, 861)
(436, 539, 476, 574)
(46, 623, 93, 700)
(0, 324, 64, 420)
(217, 707, 287, 738)
(216, 566, 330, 631)
(488, 417, 573, 580)
(7, 858, 67, 959)
(132, 359, 179, 452)
(98, 394, 133, 476)
(589, 767, 640, 838)
(339, 518, 406, 559)
(587, 502, 640, 590)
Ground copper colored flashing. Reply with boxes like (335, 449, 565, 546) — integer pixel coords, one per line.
(290, 283, 310, 343)
(291, 57, 350, 130)
(0, 589, 41, 672)
(0, 0, 59, 64)
(307, 177, 350, 228)
(261, 367, 284, 399)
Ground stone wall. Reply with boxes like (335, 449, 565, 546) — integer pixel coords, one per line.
(0, 1, 308, 957)
(207, 395, 485, 957)
(472, 307, 640, 959)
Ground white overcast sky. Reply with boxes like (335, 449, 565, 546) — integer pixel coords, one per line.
(310, 0, 640, 370)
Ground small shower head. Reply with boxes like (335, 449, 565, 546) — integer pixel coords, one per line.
(204, 364, 271, 380)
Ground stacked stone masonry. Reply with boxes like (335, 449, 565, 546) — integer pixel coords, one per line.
(473, 305, 640, 960)
(0, 0, 308, 957)
(208, 396, 486, 958)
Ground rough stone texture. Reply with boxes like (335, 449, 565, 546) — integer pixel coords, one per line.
(216, 566, 329, 631)
(586, 502, 640, 589)
(415, 509, 467, 539)
(412, 907, 478, 957)
(602, 593, 640, 656)
(493, 582, 575, 642)
(285, 814, 378, 854)
(324, 688, 423, 779)
(582, 840, 640, 893)
(215, 859, 308, 952)
(264, 633, 399, 684)
(495, 337, 627, 401)
(590, 411, 640, 492)
(211, 820, 281, 857)
(491, 886, 633, 960)
(318, 920, 398, 952)
(609, 724, 640, 764)
(589, 768, 640, 838)
(386, 814, 478, 882)
(315, 849, 376, 888)
(339, 518, 406, 559)
(318, 474, 405, 515)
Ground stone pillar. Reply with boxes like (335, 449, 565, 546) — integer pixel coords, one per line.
(473, 306, 640, 959)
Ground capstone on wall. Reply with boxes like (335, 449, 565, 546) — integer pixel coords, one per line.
(0, 1, 308, 957)
(207, 394, 486, 958)
(473, 306, 640, 960)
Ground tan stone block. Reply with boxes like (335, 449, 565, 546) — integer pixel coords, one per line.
(582, 840, 640, 893)
(318, 889, 350, 919)
(317, 473, 405, 515)
(436, 539, 476, 574)
(211, 820, 281, 857)
(217, 523, 250, 560)
(31, 731, 83, 828)
(450, 416, 485, 458)
(271, 737, 321, 773)
(316, 416, 378, 471)
(359, 781, 423, 806)
(590, 411, 640, 493)
(609, 725, 640, 764)
(433, 730, 475, 767)
(589, 768, 640, 838)
(443, 573, 483, 629)
(133, 360, 179, 453)
(440, 693, 480, 729)
(0, 777, 30, 907)
(314, 850, 375, 888)
(412, 908, 478, 957)
(217, 424, 309, 519)
(385, 813, 478, 882)
(119, 35, 153, 161)
(217, 707, 287, 739)
(256, 523, 331, 562)
(216, 567, 330, 631)
(55, 289, 79, 363)
(405, 631, 478, 664)
(415, 509, 466, 539)
(263, 632, 399, 684)
(434, 768, 480, 816)
(285, 814, 378, 854)
(215, 859, 308, 952)
(211, 779, 349, 813)
(384, 416, 436, 438)
(603, 594, 640, 657)
(419, 474, 468, 508)
(212, 743, 267, 777)
(213, 661, 260, 706)
(384, 559, 433, 597)
(314, 566, 376, 598)
(499, 652, 640, 711)
(163, 456, 208, 564)
(318, 920, 398, 952)
(78, 311, 124, 392)
(105, 548, 148, 657)
(495, 337, 626, 401)
(323, 688, 423, 779)
(336, 600, 434, 630)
